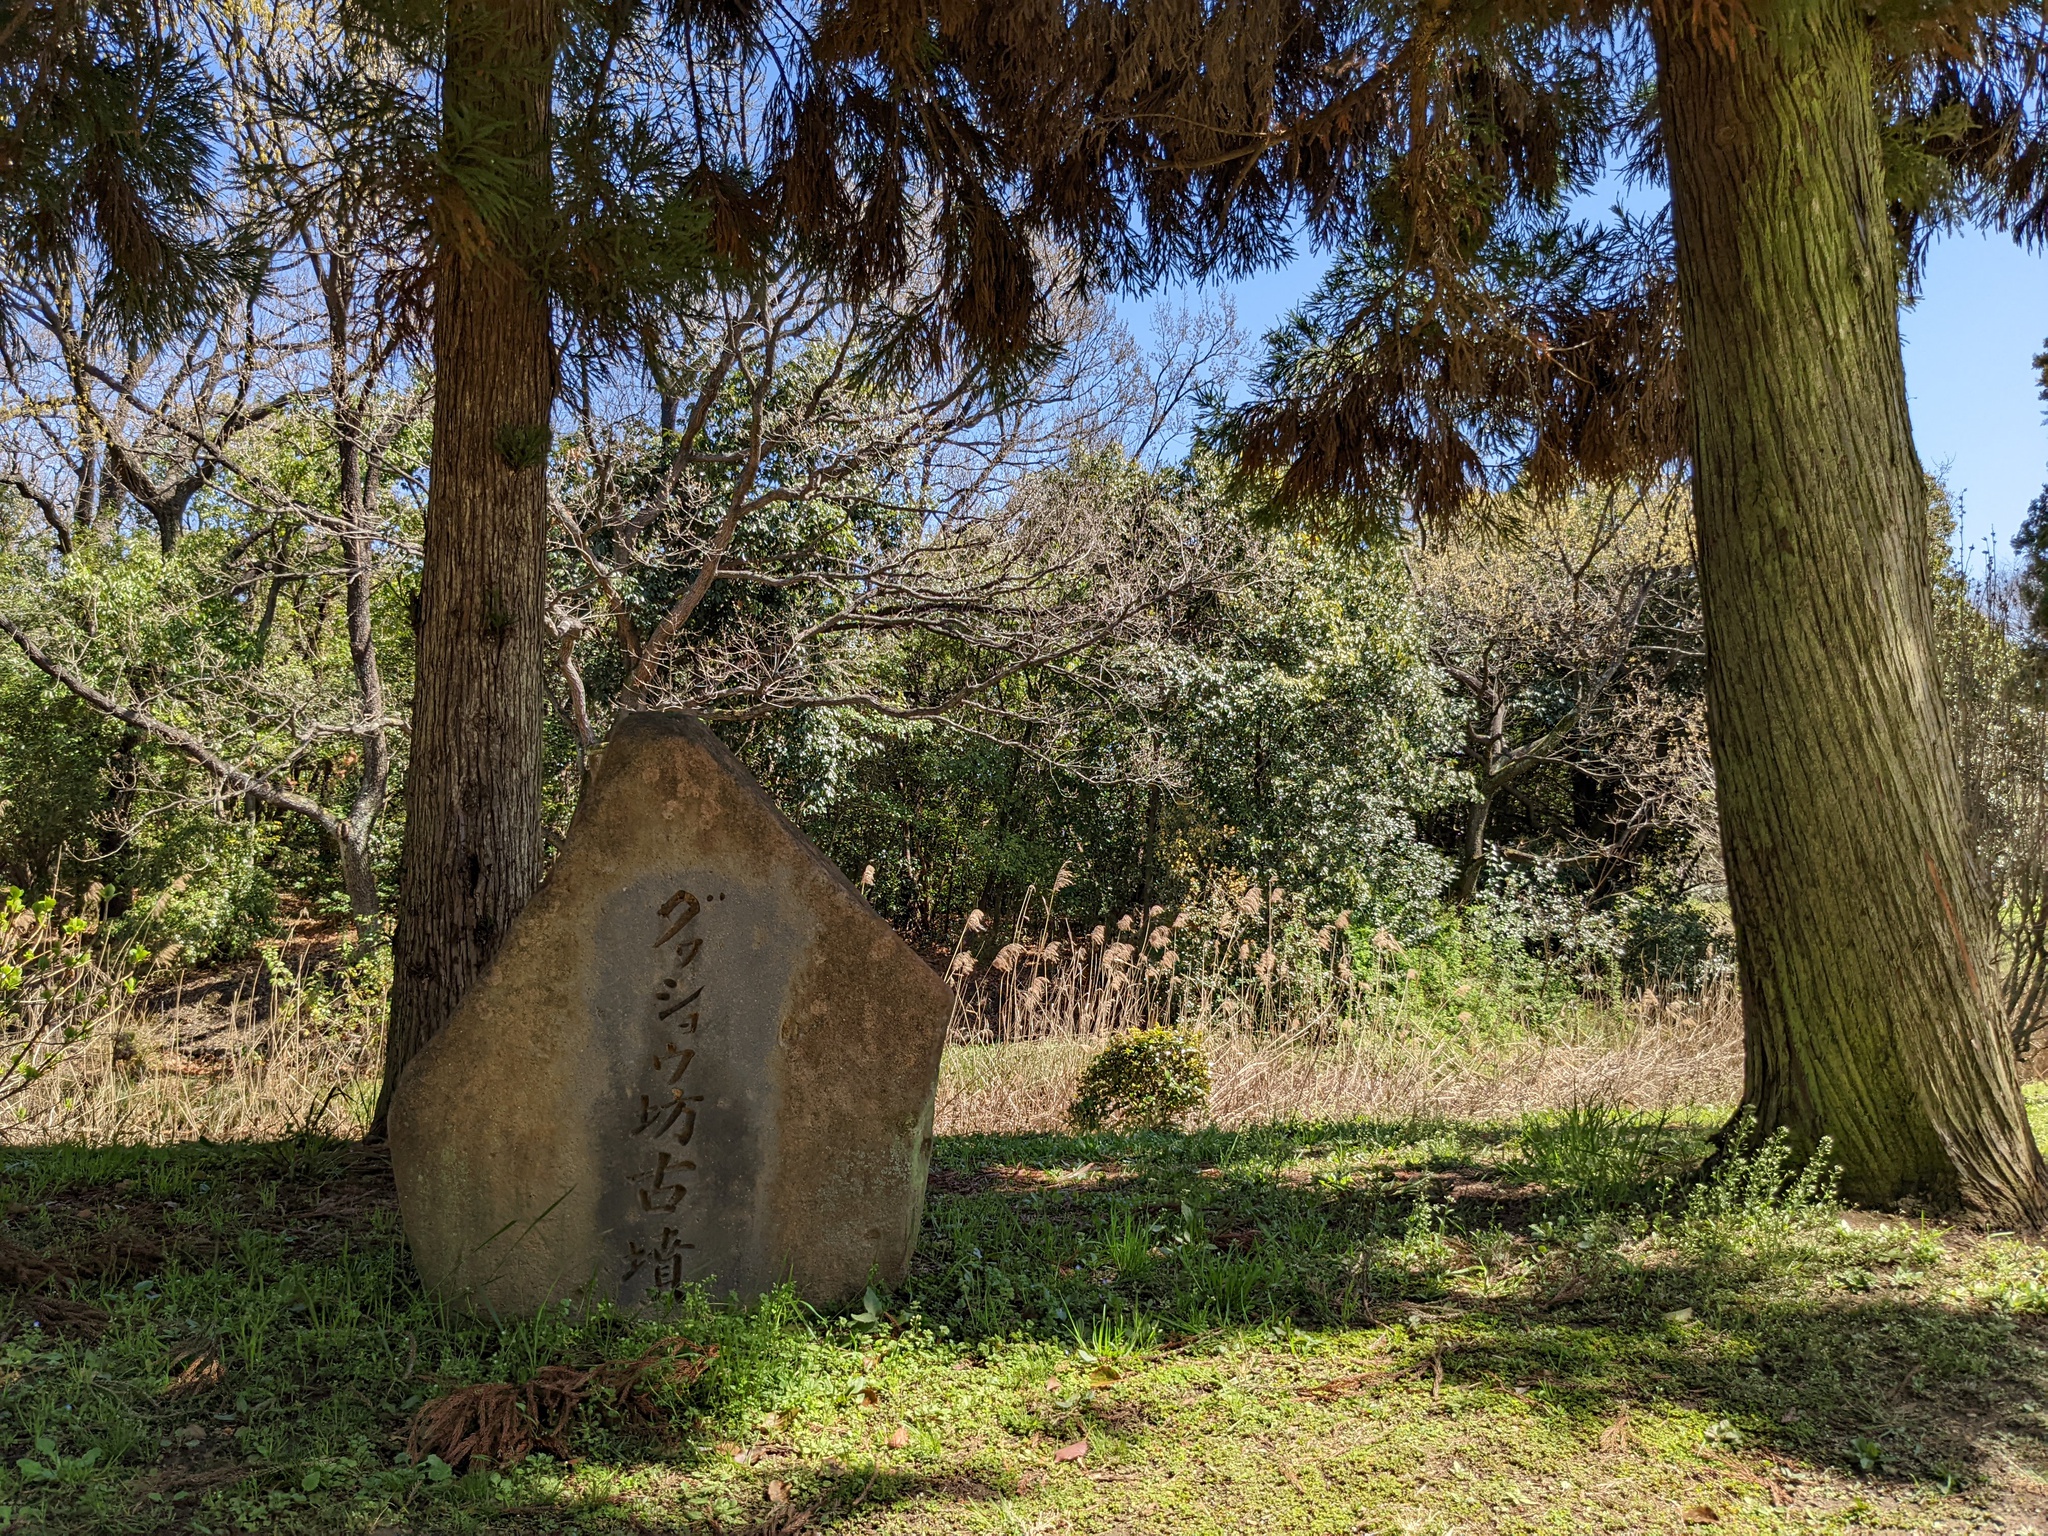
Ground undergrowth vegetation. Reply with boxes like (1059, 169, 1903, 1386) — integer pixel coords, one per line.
(5, 1103, 2048, 1532)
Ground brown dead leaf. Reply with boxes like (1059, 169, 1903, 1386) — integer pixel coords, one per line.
(406, 1338, 716, 1472)
(1682, 1506, 1720, 1525)
(886, 1427, 910, 1449)
(1598, 1401, 1630, 1454)
(166, 1346, 225, 1398)
(1296, 1372, 1385, 1402)
(1054, 1438, 1089, 1463)
(767, 1480, 789, 1504)
(0, 1236, 71, 1290)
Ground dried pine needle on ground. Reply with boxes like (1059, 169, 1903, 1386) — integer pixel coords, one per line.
(6, 1097, 2048, 1533)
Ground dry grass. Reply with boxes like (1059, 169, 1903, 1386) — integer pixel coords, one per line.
(936, 876, 1744, 1134)
(405, 1339, 719, 1472)
(1, 963, 381, 1145)
(5, 940, 1742, 1147)
(934, 988, 1743, 1136)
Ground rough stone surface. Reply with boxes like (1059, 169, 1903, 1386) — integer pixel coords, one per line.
(389, 711, 950, 1316)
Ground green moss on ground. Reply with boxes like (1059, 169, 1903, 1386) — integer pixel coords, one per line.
(4, 1107, 2048, 1533)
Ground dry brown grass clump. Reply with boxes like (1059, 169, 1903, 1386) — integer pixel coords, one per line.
(12, 881, 1745, 1150)
(405, 1340, 718, 1472)
(2, 932, 383, 1145)
(935, 989, 1743, 1136)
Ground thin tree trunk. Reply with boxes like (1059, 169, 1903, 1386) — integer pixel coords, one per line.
(335, 396, 392, 945)
(1656, 0, 2048, 1219)
(378, 0, 557, 1124)
(1134, 778, 1164, 914)
(1454, 789, 1492, 906)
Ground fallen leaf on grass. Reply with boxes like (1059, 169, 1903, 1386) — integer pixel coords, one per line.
(407, 1338, 717, 1473)
(165, 1345, 225, 1398)
(1296, 1372, 1385, 1402)
(1543, 1276, 1590, 1309)
(1054, 1439, 1089, 1463)
(1682, 1506, 1720, 1525)
(886, 1427, 910, 1449)
(767, 1480, 789, 1504)
(1599, 1402, 1630, 1454)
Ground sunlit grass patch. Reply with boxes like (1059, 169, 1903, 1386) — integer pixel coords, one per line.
(2, 1109, 2046, 1532)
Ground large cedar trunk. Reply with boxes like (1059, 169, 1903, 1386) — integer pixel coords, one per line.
(1655, 0, 2048, 1219)
(377, 0, 557, 1123)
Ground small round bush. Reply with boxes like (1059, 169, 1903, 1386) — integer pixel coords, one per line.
(1069, 1026, 1210, 1131)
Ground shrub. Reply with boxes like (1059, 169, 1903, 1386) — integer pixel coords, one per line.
(1069, 1026, 1210, 1130)
(0, 884, 162, 1115)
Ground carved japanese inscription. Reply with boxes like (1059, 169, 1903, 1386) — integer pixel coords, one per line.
(623, 886, 718, 1295)
(387, 710, 954, 1317)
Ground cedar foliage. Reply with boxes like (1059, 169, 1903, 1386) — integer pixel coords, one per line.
(0, 0, 258, 344)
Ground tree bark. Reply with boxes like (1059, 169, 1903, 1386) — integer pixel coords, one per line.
(334, 386, 393, 945)
(378, 0, 557, 1124)
(1655, 0, 2048, 1219)
(1455, 787, 1493, 906)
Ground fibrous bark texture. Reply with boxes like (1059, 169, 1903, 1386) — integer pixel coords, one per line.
(1656, 0, 2048, 1221)
(380, 0, 557, 1123)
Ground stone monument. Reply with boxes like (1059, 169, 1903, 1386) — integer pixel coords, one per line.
(388, 711, 952, 1316)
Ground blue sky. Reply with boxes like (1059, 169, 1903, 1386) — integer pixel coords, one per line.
(1137, 227, 2048, 571)
(1901, 231, 2048, 571)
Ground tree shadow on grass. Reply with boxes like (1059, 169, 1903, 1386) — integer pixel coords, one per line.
(911, 1118, 2048, 1504)
(5, 1122, 2048, 1532)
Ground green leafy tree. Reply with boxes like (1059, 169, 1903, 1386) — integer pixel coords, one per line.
(808, 0, 2048, 1214)
(0, 7, 429, 949)
(910, 0, 2048, 1217)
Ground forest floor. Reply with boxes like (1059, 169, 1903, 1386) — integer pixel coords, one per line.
(7, 1097, 2048, 1533)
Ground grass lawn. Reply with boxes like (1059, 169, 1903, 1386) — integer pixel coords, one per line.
(6, 1101, 2048, 1534)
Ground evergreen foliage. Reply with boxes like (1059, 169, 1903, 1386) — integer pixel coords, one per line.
(0, 1, 257, 345)
(1068, 1025, 1210, 1131)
